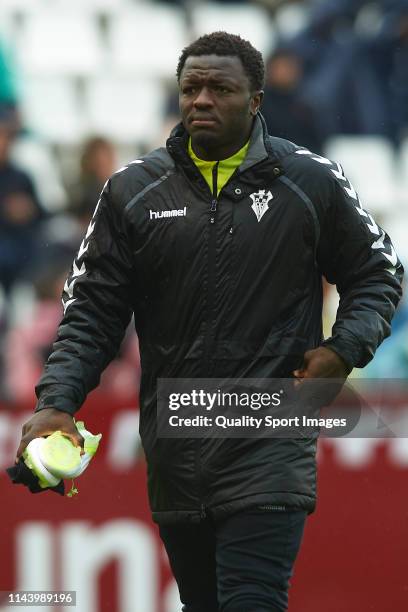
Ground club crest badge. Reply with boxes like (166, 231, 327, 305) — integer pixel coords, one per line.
(249, 190, 273, 222)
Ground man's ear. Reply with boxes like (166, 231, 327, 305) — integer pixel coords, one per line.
(250, 90, 264, 116)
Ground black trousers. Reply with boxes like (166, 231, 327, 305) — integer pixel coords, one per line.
(159, 508, 307, 612)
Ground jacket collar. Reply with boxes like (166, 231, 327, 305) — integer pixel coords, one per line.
(166, 113, 283, 197)
(239, 113, 271, 172)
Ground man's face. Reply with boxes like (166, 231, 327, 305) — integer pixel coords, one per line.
(179, 54, 262, 159)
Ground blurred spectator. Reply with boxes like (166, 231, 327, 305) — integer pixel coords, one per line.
(155, 84, 181, 149)
(4, 254, 140, 406)
(361, 304, 408, 378)
(368, 1, 408, 145)
(23, 138, 118, 281)
(4, 256, 70, 405)
(288, 0, 388, 139)
(0, 106, 45, 298)
(262, 48, 325, 153)
(68, 136, 117, 227)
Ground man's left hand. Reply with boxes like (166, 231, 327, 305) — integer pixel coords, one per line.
(293, 347, 350, 383)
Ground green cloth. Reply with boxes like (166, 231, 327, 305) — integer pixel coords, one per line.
(188, 138, 249, 196)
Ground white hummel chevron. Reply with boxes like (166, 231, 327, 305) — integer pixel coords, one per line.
(91, 180, 108, 218)
(372, 233, 398, 269)
(372, 232, 398, 265)
(310, 154, 332, 165)
(355, 202, 379, 234)
(356, 204, 368, 217)
(344, 183, 358, 199)
(365, 214, 380, 235)
(330, 163, 346, 181)
(61, 206, 95, 313)
(114, 160, 143, 174)
(92, 201, 100, 219)
(72, 260, 86, 278)
(371, 231, 386, 250)
(77, 239, 89, 259)
(85, 220, 95, 239)
(63, 297, 76, 314)
(294, 148, 399, 276)
(115, 165, 128, 174)
(64, 278, 76, 299)
(384, 246, 398, 266)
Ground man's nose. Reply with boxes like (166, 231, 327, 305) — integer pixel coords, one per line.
(193, 87, 213, 108)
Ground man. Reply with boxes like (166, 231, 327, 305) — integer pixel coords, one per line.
(16, 32, 403, 611)
(0, 106, 44, 298)
(0, 105, 44, 399)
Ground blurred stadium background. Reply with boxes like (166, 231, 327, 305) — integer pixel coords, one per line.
(1, 0, 407, 611)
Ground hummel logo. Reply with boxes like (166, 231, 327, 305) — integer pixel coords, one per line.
(249, 190, 273, 222)
(150, 207, 187, 220)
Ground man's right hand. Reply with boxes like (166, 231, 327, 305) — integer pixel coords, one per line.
(16, 408, 85, 463)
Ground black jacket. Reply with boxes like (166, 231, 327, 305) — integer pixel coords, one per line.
(35, 115, 403, 523)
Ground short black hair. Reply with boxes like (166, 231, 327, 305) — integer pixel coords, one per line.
(177, 31, 265, 91)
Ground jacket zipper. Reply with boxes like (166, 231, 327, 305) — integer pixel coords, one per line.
(196, 162, 219, 522)
(204, 161, 219, 369)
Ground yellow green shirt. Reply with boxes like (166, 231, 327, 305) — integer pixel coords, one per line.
(188, 138, 250, 196)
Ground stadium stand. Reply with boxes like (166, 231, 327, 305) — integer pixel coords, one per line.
(17, 11, 104, 77)
(324, 135, 398, 215)
(11, 137, 67, 212)
(191, 2, 276, 57)
(85, 76, 165, 145)
(19, 76, 85, 145)
(109, 5, 188, 78)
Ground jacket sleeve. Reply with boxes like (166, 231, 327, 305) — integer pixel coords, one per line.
(35, 179, 134, 415)
(317, 168, 404, 371)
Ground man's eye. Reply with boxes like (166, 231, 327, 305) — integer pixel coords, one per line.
(183, 87, 196, 95)
(215, 86, 229, 93)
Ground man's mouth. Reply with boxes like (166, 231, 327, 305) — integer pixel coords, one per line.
(190, 116, 217, 127)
